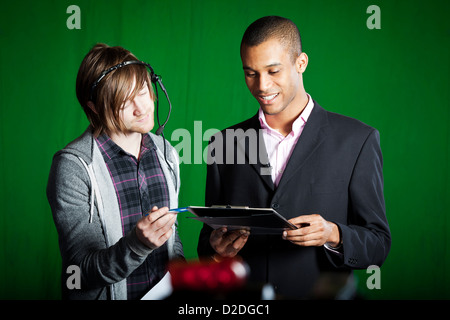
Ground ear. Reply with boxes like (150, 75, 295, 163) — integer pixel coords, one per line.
(295, 52, 308, 74)
(87, 101, 98, 114)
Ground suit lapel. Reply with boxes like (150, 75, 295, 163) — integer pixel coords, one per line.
(234, 114, 274, 191)
(275, 102, 329, 191)
(234, 102, 329, 192)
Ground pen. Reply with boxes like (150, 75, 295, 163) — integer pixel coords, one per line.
(169, 207, 189, 213)
(144, 207, 189, 217)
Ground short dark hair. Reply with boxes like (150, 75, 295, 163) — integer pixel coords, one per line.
(240, 16, 302, 63)
(76, 43, 155, 137)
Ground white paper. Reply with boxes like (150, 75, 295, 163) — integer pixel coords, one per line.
(141, 271, 173, 300)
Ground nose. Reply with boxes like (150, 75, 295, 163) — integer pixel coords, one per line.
(133, 96, 152, 116)
(256, 74, 271, 93)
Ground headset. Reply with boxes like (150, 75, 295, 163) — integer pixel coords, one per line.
(90, 60, 176, 187)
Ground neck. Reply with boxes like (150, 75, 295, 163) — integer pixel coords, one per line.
(110, 131, 142, 159)
(265, 90, 309, 136)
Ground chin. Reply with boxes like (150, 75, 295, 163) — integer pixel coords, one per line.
(141, 126, 154, 134)
(137, 120, 154, 133)
(126, 125, 152, 135)
(261, 105, 284, 116)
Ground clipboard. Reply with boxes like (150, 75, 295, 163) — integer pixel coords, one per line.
(187, 206, 298, 234)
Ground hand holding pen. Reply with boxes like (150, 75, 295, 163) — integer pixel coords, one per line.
(136, 206, 180, 250)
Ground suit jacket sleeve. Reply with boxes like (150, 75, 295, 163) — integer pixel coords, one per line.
(328, 129, 391, 269)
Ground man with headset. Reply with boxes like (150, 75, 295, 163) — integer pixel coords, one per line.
(198, 16, 391, 299)
(47, 43, 184, 300)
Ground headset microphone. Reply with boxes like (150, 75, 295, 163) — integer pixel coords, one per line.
(155, 126, 165, 135)
(150, 72, 176, 189)
(153, 74, 172, 136)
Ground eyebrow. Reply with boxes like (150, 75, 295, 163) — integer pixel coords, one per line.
(243, 62, 282, 71)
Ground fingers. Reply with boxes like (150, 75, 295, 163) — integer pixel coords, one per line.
(283, 226, 324, 246)
(145, 206, 169, 223)
(210, 228, 250, 258)
(289, 214, 316, 228)
(231, 230, 250, 251)
(225, 229, 250, 251)
(157, 225, 174, 243)
(210, 228, 248, 244)
(283, 214, 332, 247)
(144, 207, 178, 231)
(136, 207, 177, 249)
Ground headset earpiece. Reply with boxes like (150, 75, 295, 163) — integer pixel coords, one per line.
(150, 72, 159, 84)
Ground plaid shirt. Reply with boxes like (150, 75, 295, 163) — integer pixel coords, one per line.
(95, 133, 170, 300)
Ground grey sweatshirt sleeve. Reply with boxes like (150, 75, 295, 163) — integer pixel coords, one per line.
(172, 220, 185, 260)
(47, 153, 152, 292)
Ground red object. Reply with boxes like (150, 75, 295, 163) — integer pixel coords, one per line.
(169, 258, 249, 292)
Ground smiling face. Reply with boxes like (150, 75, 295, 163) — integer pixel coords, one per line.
(118, 81, 155, 135)
(241, 37, 308, 120)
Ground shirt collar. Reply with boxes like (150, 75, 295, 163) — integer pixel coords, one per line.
(141, 133, 156, 152)
(95, 132, 155, 162)
(258, 93, 314, 136)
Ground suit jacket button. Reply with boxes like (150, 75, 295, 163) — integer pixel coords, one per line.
(272, 203, 279, 209)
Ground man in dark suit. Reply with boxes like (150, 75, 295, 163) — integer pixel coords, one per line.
(197, 16, 391, 299)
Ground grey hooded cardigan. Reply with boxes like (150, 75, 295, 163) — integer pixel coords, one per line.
(47, 127, 184, 299)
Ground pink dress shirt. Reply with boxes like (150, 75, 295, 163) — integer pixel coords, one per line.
(258, 94, 314, 187)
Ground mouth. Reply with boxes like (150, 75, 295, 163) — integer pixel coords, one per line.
(137, 113, 150, 123)
(258, 93, 279, 104)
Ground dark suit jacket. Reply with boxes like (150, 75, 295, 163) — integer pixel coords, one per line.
(197, 101, 391, 299)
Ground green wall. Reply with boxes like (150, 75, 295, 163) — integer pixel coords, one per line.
(1, 0, 449, 299)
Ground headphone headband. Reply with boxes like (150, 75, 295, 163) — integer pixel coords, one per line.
(89, 60, 158, 103)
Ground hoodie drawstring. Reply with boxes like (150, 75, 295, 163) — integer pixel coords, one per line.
(78, 157, 96, 223)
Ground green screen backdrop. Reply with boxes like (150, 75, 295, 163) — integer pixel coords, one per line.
(1, 0, 449, 299)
